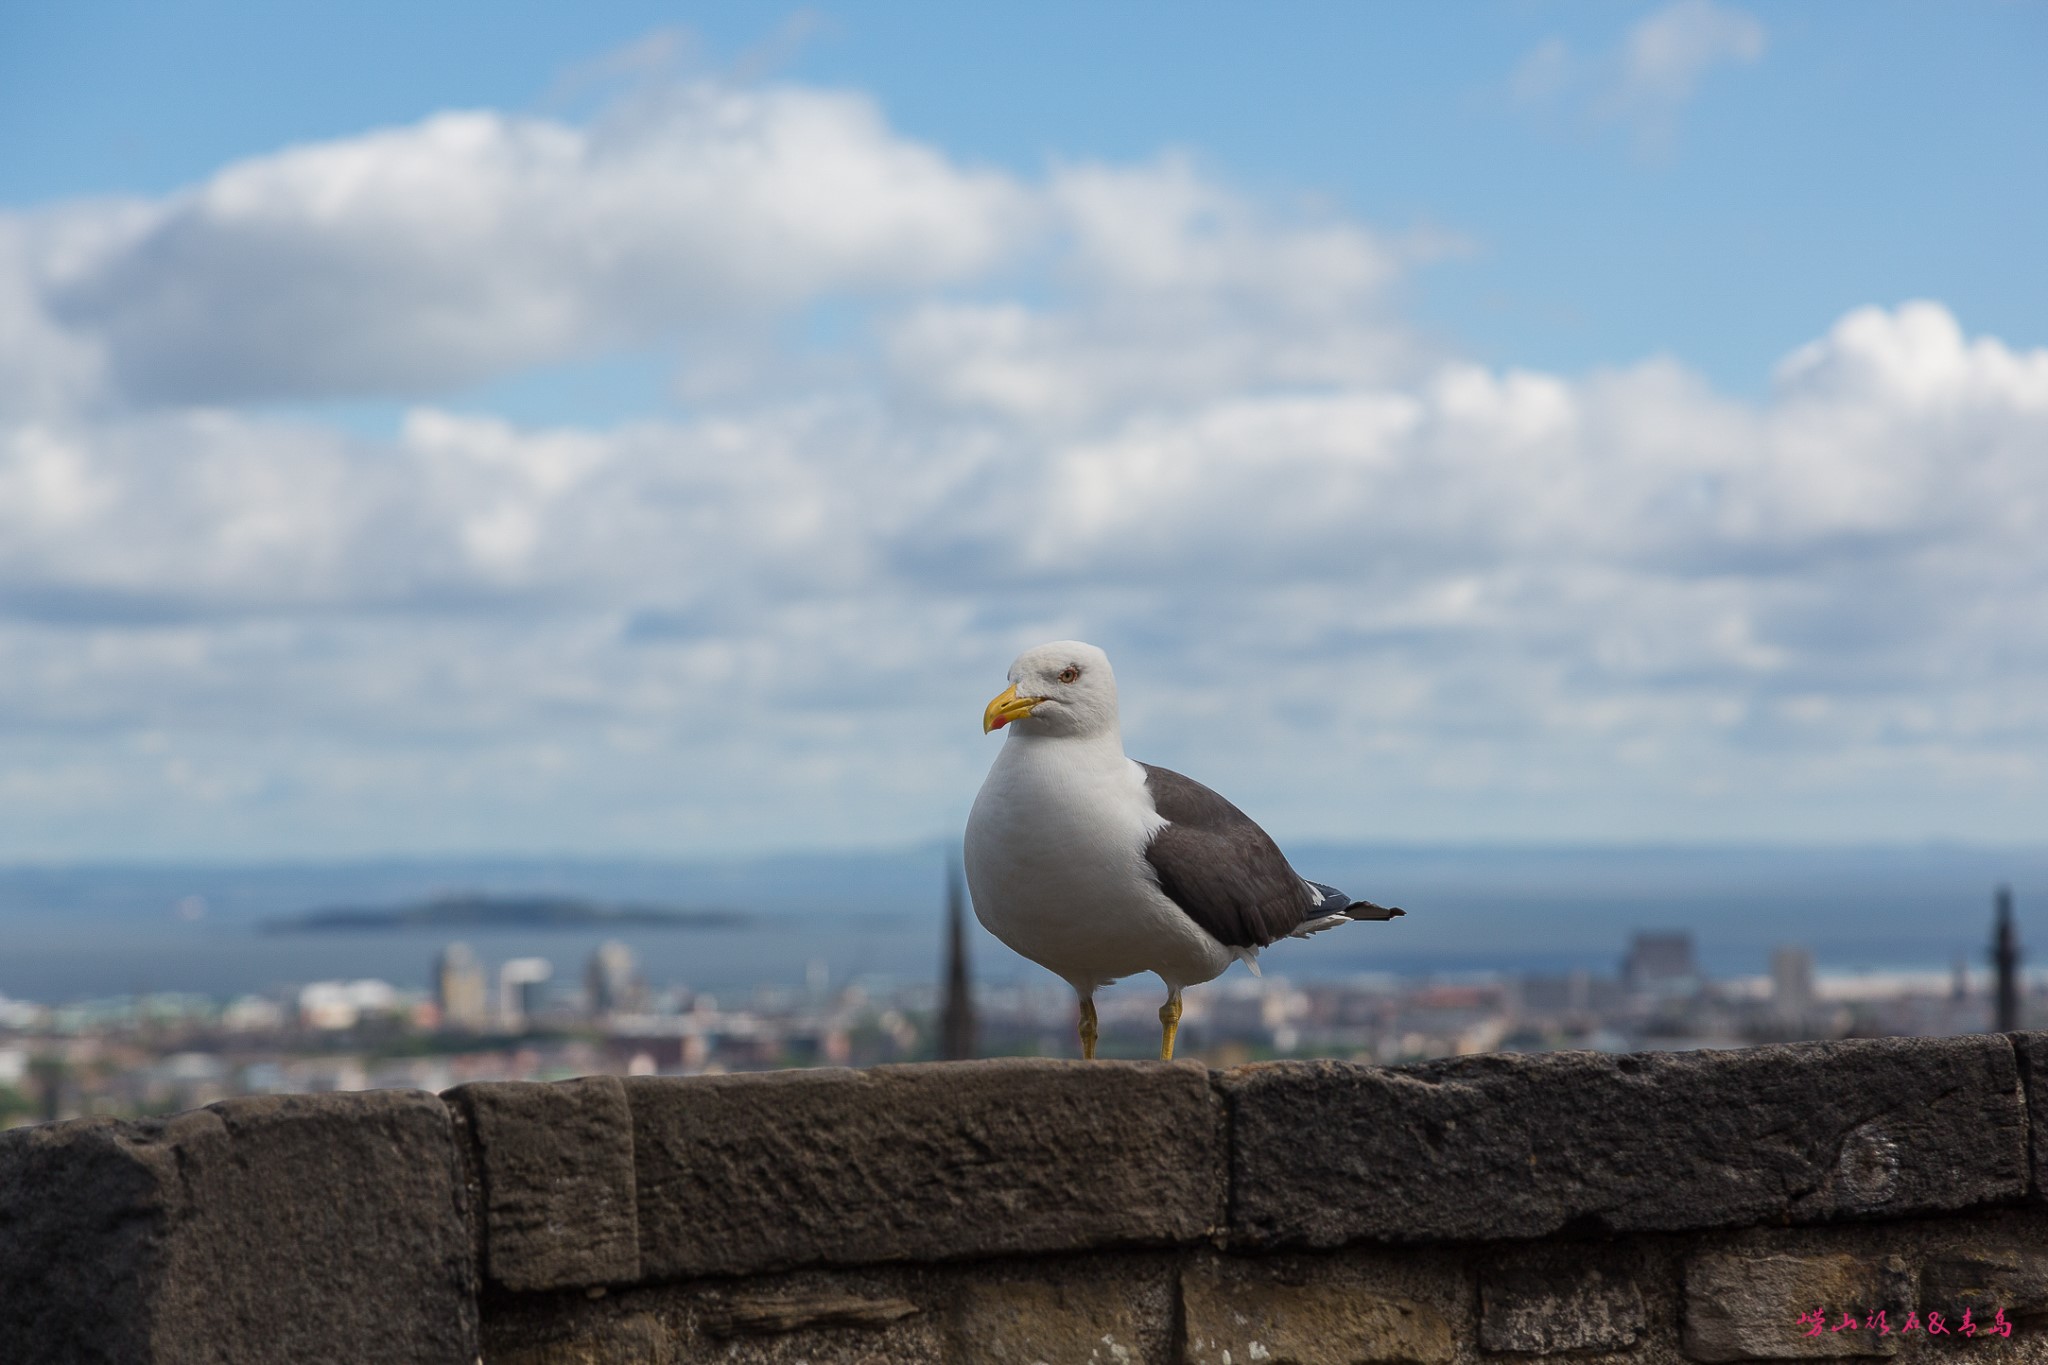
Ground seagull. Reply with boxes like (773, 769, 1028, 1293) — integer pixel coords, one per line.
(964, 640, 1404, 1061)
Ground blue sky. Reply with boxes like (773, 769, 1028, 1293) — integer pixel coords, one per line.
(1, 3, 2045, 858)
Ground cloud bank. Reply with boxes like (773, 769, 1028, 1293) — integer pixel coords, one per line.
(0, 76, 2041, 857)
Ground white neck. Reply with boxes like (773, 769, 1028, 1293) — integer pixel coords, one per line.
(999, 724, 1127, 769)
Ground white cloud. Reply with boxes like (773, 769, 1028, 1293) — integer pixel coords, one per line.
(882, 157, 1436, 429)
(1620, 0, 1766, 109)
(0, 90, 1451, 421)
(0, 74, 2042, 855)
(2, 294, 2045, 853)
(0, 213, 117, 419)
(6, 84, 1028, 409)
(1513, 0, 1766, 151)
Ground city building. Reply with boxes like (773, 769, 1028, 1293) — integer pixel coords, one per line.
(585, 942, 640, 1016)
(498, 958, 552, 1031)
(1770, 946, 1815, 1016)
(435, 943, 489, 1030)
(1624, 932, 1700, 996)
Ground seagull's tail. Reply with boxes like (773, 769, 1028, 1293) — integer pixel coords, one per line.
(1291, 880, 1406, 938)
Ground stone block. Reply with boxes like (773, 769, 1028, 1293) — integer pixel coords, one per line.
(948, 1270, 1171, 1364)
(2008, 1030, 2048, 1201)
(681, 1280, 944, 1364)
(493, 1312, 671, 1365)
(448, 1075, 640, 1291)
(702, 1290, 922, 1337)
(0, 1091, 478, 1365)
(627, 1059, 1223, 1279)
(1480, 1254, 1645, 1354)
(1684, 1250, 1911, 1361)
(0, 1116, 171, 1363)
(1226, 1035, 2026, 1248)
(1920, 1247, 2048, 1320)
(1181, 1253, 1456, 1365)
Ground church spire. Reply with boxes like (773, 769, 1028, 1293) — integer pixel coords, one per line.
(939, 859, 977, 1060)
(1993, 884, 2022, 1033)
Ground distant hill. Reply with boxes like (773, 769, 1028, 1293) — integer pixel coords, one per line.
(260, 891, 746, 933)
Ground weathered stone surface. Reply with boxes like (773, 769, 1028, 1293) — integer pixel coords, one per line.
(703, 1291, 920, 1337)
(627, 1060, 1223, 1279)
(2009, 1030, 2048, 1203)
(683, 1276, 947, 1364)
(0, 1117, 171, 1363)
(446, 1092, 487, 1272)
(1227, 1036, 2026, 1248)
(162, 1092, 480, 1363)
(681, 1317, 938, 1365)
(1920, 1247, 2048, 1320)
(1684, 1251, 1911, 1361)
(1181, 1253, 1456, 1365)
(1, 1091, 478, 1365)
(949, 1274, 1168, 1365)
(448, 1075, 640, 1291)
(493, 1311, 670, 1365)
(1480, 1255, 1645, 1354)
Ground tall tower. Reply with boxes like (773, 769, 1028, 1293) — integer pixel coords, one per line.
(1993, 885, 2022, 1033)
(939, 861, 977, 1061)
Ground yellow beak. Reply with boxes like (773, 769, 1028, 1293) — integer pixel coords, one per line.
(983, 683, 1042, 734)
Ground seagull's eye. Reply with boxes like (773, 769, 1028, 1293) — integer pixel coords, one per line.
(1058, 666, 1081, 684)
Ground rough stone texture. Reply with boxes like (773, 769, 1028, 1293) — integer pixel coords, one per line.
(1920, 1247, 2048, 1320)
(2010, 1030, 2048, 1203)
(1227, 1036, 2027, 1249)
(1480, 1252, 1646, 1354)
(493, 1312, 670, 1365)
(450, 1075, 641, 1291)
(598, 1270, 949, 1365)
(21, 1050, 2048, 1363)
(156, 1092, 481, 1364)
(482, 1255, 1180, 1365)
(0, 1090, 478, 1365)
(1683, 1250, 1912, 1361)
(447, 1091, 488, 1274)
(948, 1274, 1166, 1364)
(627, 1059, 1223, 1279)
(0, 1116, 171, 1363)
(1181, 1251, 1459, 1365)
(702, 1290, 920, 1337)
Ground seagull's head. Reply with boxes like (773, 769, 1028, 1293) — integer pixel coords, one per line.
(983, 640, 1119, 739)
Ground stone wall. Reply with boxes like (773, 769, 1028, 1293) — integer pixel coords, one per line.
(6, 1035, 2048, 1363)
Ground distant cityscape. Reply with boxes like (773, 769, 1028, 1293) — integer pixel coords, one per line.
(0, 884, 2032, 1128)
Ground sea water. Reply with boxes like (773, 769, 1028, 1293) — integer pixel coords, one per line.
(0, 843, 2042, 1004)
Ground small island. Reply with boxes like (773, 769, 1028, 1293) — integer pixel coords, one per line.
(260, 891, 747, 933)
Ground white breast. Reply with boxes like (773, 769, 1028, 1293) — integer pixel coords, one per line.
(964, 732, 1235, 992)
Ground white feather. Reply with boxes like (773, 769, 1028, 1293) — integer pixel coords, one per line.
(964, 641, 1235, 994)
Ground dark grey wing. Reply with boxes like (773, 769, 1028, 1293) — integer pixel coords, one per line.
(1139, 763, 1322, 948)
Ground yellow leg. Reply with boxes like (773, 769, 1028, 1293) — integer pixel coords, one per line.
(1078, 997, 1098, 1060)
(1159, 995, 1183, 1061)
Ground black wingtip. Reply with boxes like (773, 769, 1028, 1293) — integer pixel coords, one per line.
(1348, 901, 1406, 921)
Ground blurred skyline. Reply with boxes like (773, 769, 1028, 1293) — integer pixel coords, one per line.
(2, 3, 2045, 859)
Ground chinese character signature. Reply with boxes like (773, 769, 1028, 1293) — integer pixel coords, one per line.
(1797, 1307, 2014, 1339)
